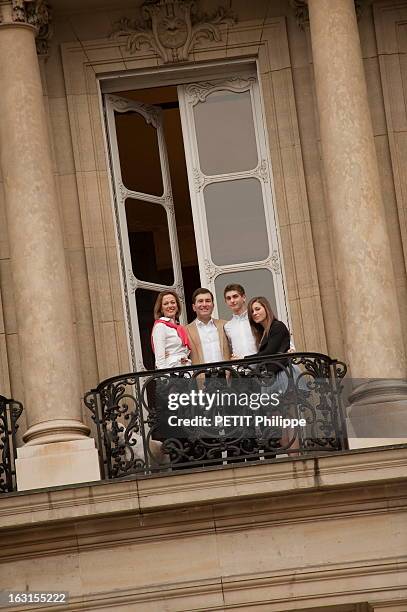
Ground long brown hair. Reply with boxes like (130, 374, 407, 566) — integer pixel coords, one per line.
(247, 296, 276, 347)
(153, 290, 182, 321)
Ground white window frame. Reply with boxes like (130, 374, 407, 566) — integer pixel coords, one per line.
(102, 60, 291, 369)
(178, 73, 289, 323)
(104, 94, 185, 370)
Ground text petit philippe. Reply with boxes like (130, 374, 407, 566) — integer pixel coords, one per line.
(166, 390, 306, 429)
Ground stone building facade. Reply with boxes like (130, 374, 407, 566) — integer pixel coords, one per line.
(0, 0, 406, 610)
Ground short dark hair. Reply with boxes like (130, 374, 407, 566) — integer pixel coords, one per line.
(191, 287, 214, 304)
(153, 290, 182, 320)
(224, 283, 245, 298)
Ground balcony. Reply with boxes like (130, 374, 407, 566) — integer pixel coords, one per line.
(0, 394, 23, 493)
(84, 352, 348, 480)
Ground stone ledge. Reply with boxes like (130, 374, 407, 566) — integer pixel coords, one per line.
(0, 446, 406, 531)
(1, 559, 406, 612)
(1, 483, 406, 562)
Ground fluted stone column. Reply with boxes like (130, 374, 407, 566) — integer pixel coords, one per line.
(0, 1, 100, 488)
(307, 0, 407, 445)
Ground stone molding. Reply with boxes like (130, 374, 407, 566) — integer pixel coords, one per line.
(0, 0, 51, 54)
(1, 446, 407, 530)
(111, 0, 236, 63)
(0, 448, 406, 609)
(0, 555, 405, 610)
(21, 418, 90, 445)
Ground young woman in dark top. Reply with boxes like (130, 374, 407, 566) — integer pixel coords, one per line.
(247, 296, 290, 372)
(247, 296, 303, 454)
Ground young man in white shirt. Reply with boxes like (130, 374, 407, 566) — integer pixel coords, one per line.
(186, 288, 230, 365)
(224, 283, 296, 357)
(224, 283, 257, 358)
(224, 284, 298, 460)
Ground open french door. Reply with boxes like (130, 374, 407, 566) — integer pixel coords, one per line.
(178, 75, 289, 324)
(104, 70, 291, 370)
(105, 94, 186, 370)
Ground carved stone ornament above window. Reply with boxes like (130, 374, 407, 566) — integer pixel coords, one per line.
(0, 0, 52, 55)
(289, 0, 309, 29)
(289, 0, 364, 29)
(111, 0, 236, 63)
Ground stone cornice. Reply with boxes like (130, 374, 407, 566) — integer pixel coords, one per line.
(0, 0, 51, 54)
(0, 560, 405, 609)
(2, 479, 405, 561)
(0, 446, 406, 533)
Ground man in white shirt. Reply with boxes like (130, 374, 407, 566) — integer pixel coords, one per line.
(224, 283, 296, 357)
(224, 284, 257, 358)
(185, 288, 231, 465)
(186, 288, 230, 365)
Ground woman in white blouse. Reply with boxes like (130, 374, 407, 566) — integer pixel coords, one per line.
(151, 291, 191, 370)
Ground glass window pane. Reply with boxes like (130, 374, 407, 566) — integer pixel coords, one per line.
(214, 269, 277, 322)
(115, 111, 163, 195)
(126, 199, 173, 285)
(193, 90, 258, 175)
(204, 178, 269, 265)
(135, 288, 159, 370)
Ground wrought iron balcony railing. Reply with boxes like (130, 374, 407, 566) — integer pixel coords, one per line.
(84, 352, 348, 479)
(0, 395, 23, 493)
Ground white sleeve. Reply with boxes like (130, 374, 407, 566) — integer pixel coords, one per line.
(224, 323, 232, 351)
(152, 324, 168, 369)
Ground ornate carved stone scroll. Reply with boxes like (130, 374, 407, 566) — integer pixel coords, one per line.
(111, 0, 236, 63)
(0, 0, 51, 54)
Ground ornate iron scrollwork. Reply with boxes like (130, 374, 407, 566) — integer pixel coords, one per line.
(0, 395, 23, 493)
(85, 352, 348, 479)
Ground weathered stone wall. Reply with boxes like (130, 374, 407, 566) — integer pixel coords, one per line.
(1, 448, 406, 610)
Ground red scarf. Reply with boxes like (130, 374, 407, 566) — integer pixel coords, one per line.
(151, 319, 191, 353)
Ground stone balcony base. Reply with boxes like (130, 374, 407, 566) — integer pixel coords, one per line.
(1, 446, 407, 611)
(15, 438, 100, 491)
